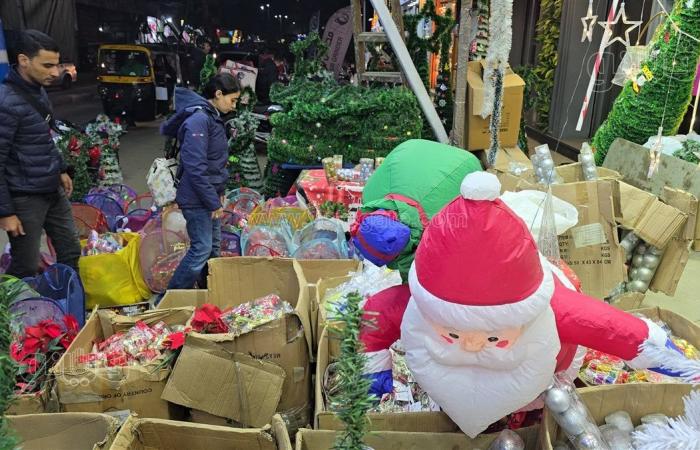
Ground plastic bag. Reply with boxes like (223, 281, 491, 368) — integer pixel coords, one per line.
(147, 157, 179, 207)
(500, 190, 579, 238)
(79, 232, 151, 308)
(241, 225, 292, 257)
(293, 218, 348, 259)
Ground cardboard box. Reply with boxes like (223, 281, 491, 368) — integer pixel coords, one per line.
(6, 383, 59, 415)
(465, 61, 525, 150)
(157, 289, 208, 309)
(477, 147, 533, 173)
(296, 426, 539, 450)
(312, 275, 350, 354)
(162, 257, 312, 431)
(602, 138, 700, 250)
(110, 414, 293, 450)
(540, 384, 695, 449)
(608, 292, 645, 311)
(51, 308, 193, 419)
(8, 412, 119, 450)
(315, 327, 459, 432)
(631, 307, 700, 349)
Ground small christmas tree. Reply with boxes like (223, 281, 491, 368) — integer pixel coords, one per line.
(592, 0, 700, 164)
(226, 109, 263, 191)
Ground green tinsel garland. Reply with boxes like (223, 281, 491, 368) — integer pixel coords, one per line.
(268, 80, 422, 165)
(290, 32, 330, 79)
(57, 131, 94, 202)
(514, 65, 538, 152)
(0, 277, 21, 449)
(329, 292, 374, 450)
(199, 54, 217, 91)
(470, 0, 490, 61)
(592, 0, 700, 164)
(673, 139, 700, 164)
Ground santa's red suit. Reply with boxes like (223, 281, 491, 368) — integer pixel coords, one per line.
(359, 172, 692, 438)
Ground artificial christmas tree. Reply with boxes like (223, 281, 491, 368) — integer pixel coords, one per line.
(226, 109, 263, 191)
(592, 0, 700, 164)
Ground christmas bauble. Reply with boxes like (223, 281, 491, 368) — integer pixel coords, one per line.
(627, 279, 648, 293)
(620, 240, 633, 254)
(558, 408, 586, 436)
(583, 167, 598, 178)
(635, 244, 647, 255)
(635, 267, 654, 282)
(580, 154, 595, 164)
(540, 158, 555, 170)
(632, 255, 644, 267)
(641, 413, 668, 425)
(648, 246, 663, 256)
(642, 254, 661, 269)
(629, 268, 639, 280)
(545, 388, 571, 413)
(606, 411, 634, 433)
(487, 429, 525, 450)
(576, 432, 606, 450)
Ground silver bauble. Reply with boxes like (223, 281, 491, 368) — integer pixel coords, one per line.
(541, 158, 555, 170)
(620, 239, 634, 254)
(576, 432, 605, 450)
(635, 267, 654, 282)
(581, 154, 595, 164)
(632, 255, 644, 267)
(648, 246, 663, 256)
(605, 411, 634, 433)
(641, 413, 668, 425)
(629, 268, 639, 280)
(642, 254, 661, 269)
(487, 429, 524, 450)
(627, 279, 649, 293)
(545, 388, 571, 413)
(635, 243, 647, 255)
(558, 408, 587, 436)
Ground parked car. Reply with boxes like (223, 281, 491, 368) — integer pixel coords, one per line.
(51, 63, 78, 89)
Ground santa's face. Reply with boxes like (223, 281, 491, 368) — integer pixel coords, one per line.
(431, 324, 523, 351)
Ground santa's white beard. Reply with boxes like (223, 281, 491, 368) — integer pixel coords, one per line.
(400, 299, 561, 438)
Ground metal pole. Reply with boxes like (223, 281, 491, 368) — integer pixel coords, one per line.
(369, 0, 449, 143)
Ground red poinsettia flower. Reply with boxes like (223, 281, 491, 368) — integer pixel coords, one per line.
(24, 357, 39, 374)
(164, 331, 185, 350)
(191, 304, 223, 333)
(63, 315, 79, 333)
(40, 320, 63, 340)
(21, 336, 42, 356)
(10, 342, 25, 362)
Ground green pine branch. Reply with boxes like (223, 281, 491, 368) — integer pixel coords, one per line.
(329, 292, 374, 450)
(0, 277, 23, 449)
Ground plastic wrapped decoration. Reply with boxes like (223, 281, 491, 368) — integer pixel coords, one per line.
(531, 144, 560, 185)
(544, 376, 611, 449)
(221, 211, 242, 257)
(139, 228, 190, 293)
(126, 193, 157, 213)
(225, 187, 263, 218)
(84, 192, 126, 231)
(21, 264, 86, 327)
(579, 143, 598, 181)
(71, 203, 110, 239)
(619, 231, 640, 264)
(241, 225, 292, 257)
(292, 218, 348, 259)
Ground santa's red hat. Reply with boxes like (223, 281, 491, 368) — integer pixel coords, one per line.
(409, 172, 554, 331)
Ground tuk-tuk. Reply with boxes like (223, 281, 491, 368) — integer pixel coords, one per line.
(97, 44, 182, 123)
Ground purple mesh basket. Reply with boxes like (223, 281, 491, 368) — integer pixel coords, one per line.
(127, 193, 156, 213)
(116, 208, 153, 233)
(84, 193, 126, 231)
(22, 263, 86, 327)
(10, 297, 67, 329)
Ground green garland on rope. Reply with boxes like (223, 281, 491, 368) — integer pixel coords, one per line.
(329, 292, 374, 450)
(470, 0, 490, 61)
(531, 0, 562, 132)
(592, 0, 700, 164)
(0, 278, 21, 449)
(673, 139, 700, 164)
(290, 32, 330, 79)
(198, 54, 217, 92)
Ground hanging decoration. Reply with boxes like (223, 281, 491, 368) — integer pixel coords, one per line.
(226, 109, 263, 191)
(469, 0, 490, 61)
(581, 0, 598, 43)
(592, 0, 700, 164)
(481, 0, 514, 166)
(597, 2, 643, 49)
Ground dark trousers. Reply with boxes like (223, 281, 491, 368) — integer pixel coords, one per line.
(6, 190, 81, 279)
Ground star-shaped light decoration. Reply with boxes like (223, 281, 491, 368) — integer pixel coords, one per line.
(581, 0, 598, 43)
(598, 2, 642, 49)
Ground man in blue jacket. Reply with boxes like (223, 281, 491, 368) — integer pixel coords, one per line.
(0, 30, 80, 278)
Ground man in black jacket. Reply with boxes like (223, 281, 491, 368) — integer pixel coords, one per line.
(0, 30, 80, 278)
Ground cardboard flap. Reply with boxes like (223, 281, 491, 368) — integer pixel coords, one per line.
(9, 412, 119, 450)
(662, 187, 699, 241)
(156, 289, 209, 310)
(99, 307, 194, 337)
(467, 61, 524, 115)
(161, 338, 285, 428)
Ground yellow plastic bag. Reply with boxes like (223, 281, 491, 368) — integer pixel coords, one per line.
(79, 232, 151, 308)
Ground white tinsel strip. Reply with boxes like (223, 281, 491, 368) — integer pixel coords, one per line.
(638, 340, 700, 383)
(632, 390, 700, 450)
(480, 0, 513, 119)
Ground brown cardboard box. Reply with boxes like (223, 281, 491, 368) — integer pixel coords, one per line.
(478, 147, 533, 172)
(8, 412, 119, 450)
(602, 138, 700, 250)
(6, 382, 59, 415)
(540, 384, 695, 449)
(465, 61, 525, 150)
(110, 414, 293, 450)
(296, 426, 539, 450)
(313, 275, 351, 353)
(315, 326, 459, 432)
(51, 308, 193, 419)
(609, 292, 645, 311)
(157, 289, 208, 309)
(161, 257, 312, 431)
(631, 307, 700, 349)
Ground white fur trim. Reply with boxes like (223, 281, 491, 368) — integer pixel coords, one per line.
(364, 349, 392, 374)
(408, 255, 554, 331)
(460, 172, 501, 201)
(627, 318, 670, 369)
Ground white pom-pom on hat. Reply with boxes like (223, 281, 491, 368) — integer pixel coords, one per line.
(460, 171, 501, 201)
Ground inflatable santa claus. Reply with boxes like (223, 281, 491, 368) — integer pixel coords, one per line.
(360, 171, 699, 438)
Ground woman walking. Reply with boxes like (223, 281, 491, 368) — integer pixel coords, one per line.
(161, 73, 241, 290)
